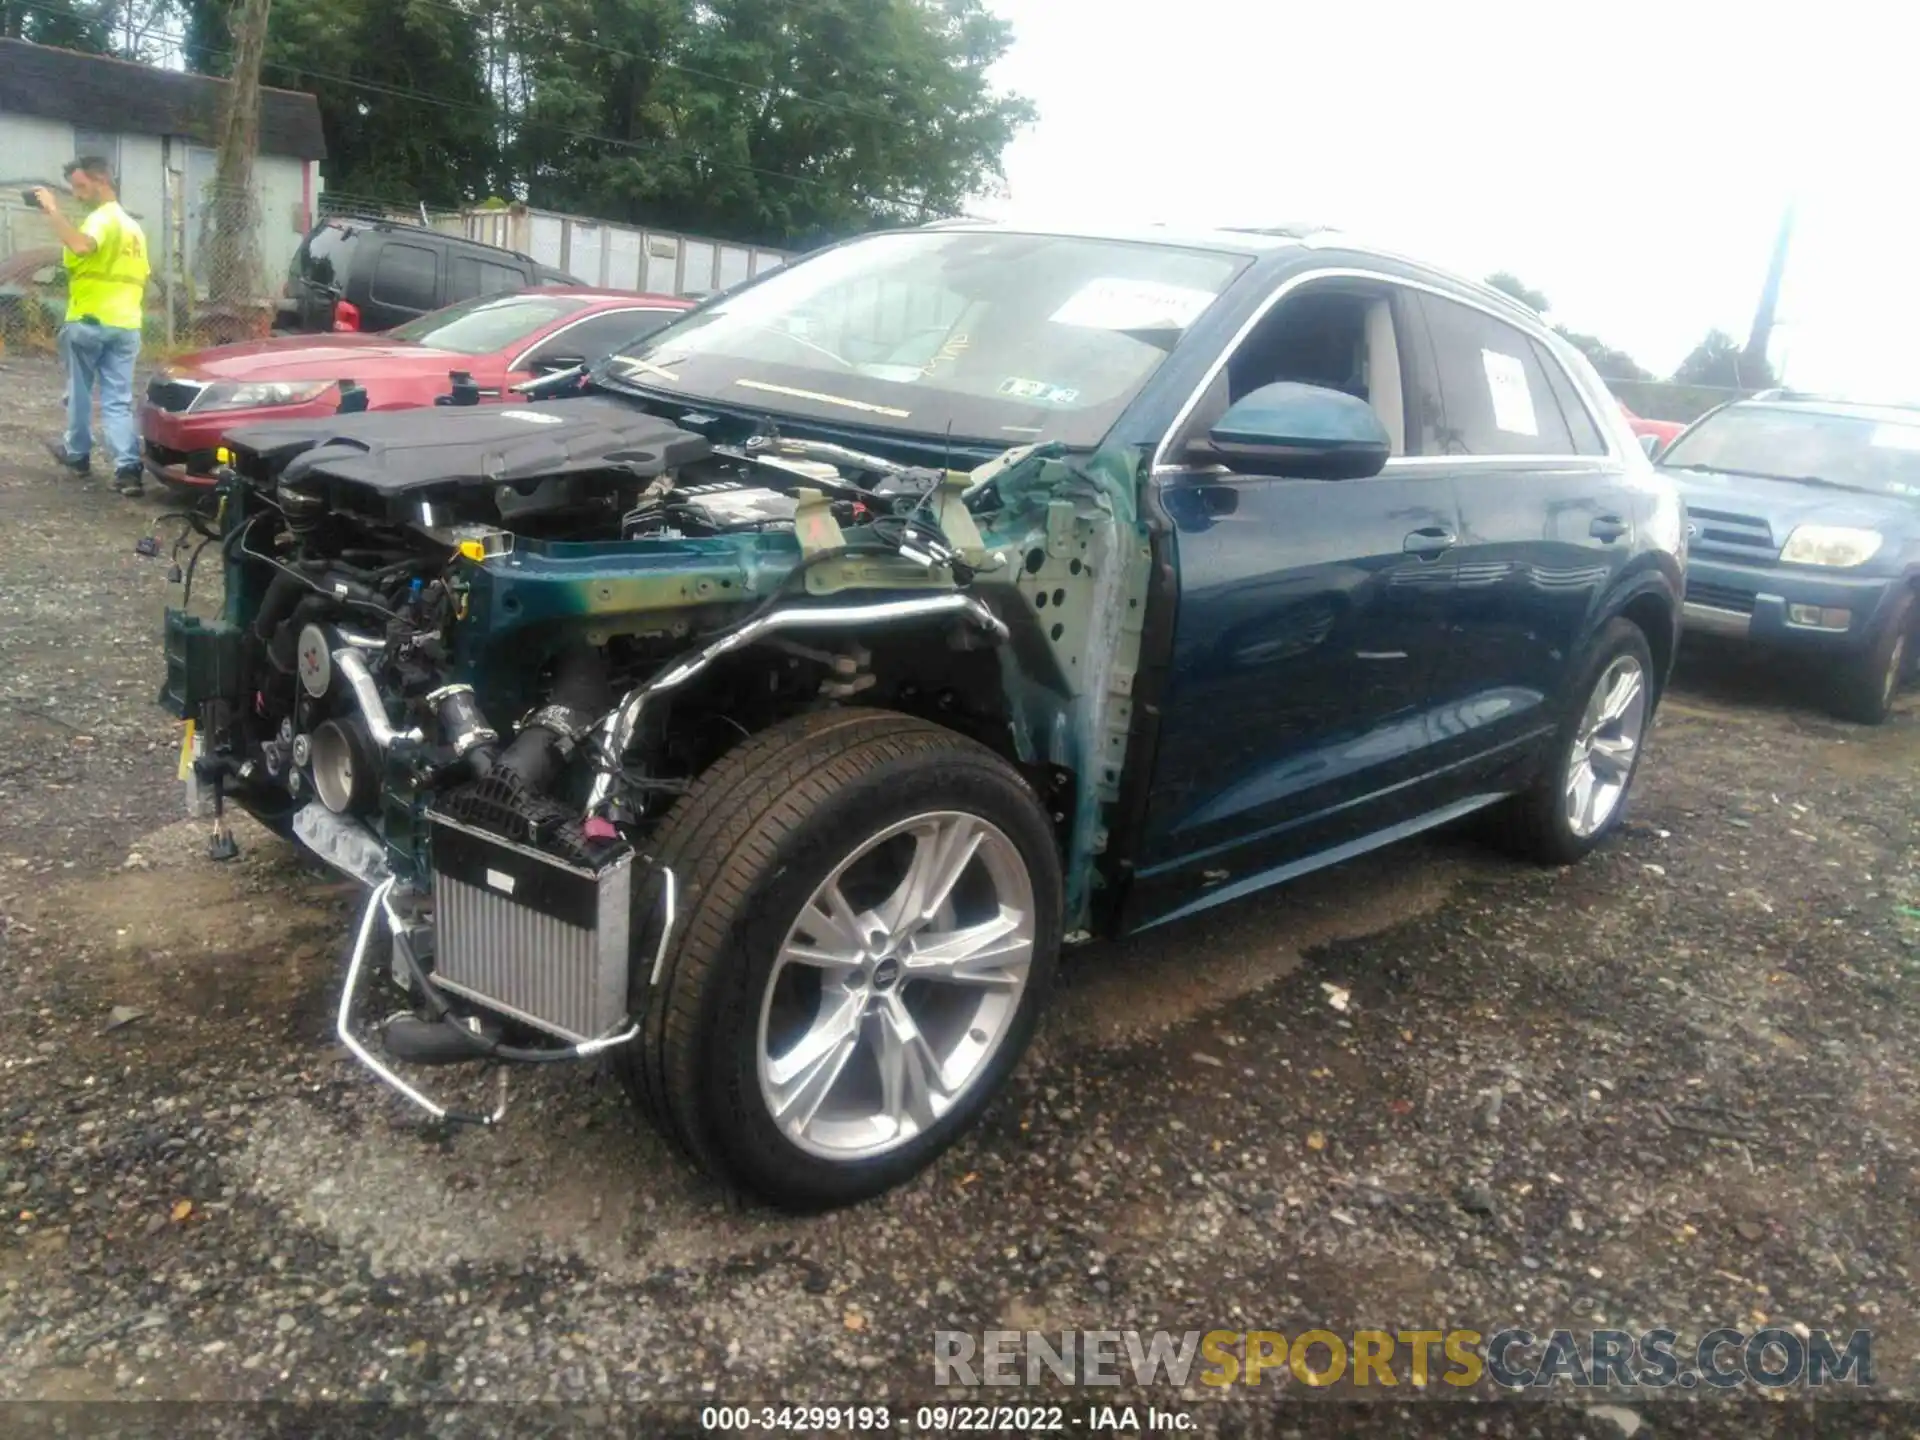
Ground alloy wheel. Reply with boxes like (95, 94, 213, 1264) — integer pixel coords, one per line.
(1566, 654, 1649, 839)
(756, 811, 1037, 1161)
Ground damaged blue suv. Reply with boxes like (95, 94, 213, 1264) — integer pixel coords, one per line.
(159, 222, 1685, 1208)
(1665, 393, 1920, 722)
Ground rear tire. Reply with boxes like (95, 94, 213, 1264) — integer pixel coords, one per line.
(1831, 592, 1913, 725)
(616, 708, 1063, 1211)
(1490, 617, 1656, 866)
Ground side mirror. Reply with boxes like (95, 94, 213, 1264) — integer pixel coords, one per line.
(1639, 433, 1663, 460)
(1194, 381, 1391, 481)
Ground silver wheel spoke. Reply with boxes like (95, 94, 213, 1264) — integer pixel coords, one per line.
(1588, 732, 1635, 778)
(757, 808, 1038, 1163)
(1598, 669, 1644, 725)
(905, 910, 1031, 988)
(877, 817, 983, 940)
(798, 881, 867, 957)
(1566, 654, 1648, 838)
(779, 938, 864, 972)
(765, 993, 861, 1132)
(1566, 758, 1595, 821)
(875, 995, 945, 1134)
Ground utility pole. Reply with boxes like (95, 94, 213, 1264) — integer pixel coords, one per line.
(1743, 200, 1795, 383)
(204, 0, 272, 333)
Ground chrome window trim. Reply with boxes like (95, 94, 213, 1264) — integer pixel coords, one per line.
(1149, 264, 1617, 477)
(507, 306, 679, 373)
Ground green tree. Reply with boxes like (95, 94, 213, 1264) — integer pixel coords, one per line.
(172, 0, 1030, 248)
(1673, 327, 1774, 390)
(181, 0, 519, 208)
(504, 0, 1033, 247)
(1483, 272, 1650, 382)
(1485, 271, 1549, 313)
(1, 0, 113, 49)
(1554, 328, 1650, 383)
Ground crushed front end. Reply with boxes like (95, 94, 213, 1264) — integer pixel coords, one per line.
(154, 391, 1145, 1125)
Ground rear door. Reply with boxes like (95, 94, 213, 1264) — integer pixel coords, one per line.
(1407, 289, 1638, 784)
(359, 238, 442, 330)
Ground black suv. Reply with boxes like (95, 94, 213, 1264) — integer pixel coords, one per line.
(278, 218, 581, 334)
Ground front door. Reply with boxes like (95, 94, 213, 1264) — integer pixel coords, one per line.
(1126, 278, 1462, 930)
(1404, 290, 1640, 783)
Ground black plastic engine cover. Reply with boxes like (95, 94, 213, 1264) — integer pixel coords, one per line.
(224, 396, 710, 523)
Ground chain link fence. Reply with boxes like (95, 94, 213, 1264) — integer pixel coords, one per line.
(0, 176, 270, 359)
(0, 192, 70, 357)
(187, 179, 271, 346)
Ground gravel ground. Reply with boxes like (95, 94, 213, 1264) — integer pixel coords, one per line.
(2, 352, 1917, 1437)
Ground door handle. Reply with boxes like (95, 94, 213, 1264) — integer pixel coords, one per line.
(1403, 526, 1457, 557)
(1590, 514, 1629, 542)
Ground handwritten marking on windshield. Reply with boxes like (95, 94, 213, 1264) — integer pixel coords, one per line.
(615, 356, 681, 382)
(735, 379, 911, 419)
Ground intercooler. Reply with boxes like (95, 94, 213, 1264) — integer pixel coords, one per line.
(425, 813, 634, 1044)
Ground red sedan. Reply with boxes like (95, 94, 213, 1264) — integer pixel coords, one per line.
(1617, 400, 1687, 452)
(141, 288, 692, 487)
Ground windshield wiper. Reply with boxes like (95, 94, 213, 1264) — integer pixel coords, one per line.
(510, 363, 586, 398)
(1669, 463, 1852, 490)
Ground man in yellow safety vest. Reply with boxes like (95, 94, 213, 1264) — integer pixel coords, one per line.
(34, 155, 152, 496)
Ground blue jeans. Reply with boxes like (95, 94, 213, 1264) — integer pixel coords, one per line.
(64, 322, 143, 472)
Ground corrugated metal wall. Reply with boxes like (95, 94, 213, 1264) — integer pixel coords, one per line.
(440, 206, 788, 298)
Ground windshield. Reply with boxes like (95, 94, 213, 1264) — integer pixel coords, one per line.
(598, 230, 1252, 447)
(1662, 404, 1920, 499)
(391, 293, 592, 355)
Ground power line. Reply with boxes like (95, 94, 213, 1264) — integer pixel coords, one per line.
(7, 3, 938, 211)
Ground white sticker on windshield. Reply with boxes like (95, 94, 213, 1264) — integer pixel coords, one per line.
(1481, 348, 1538, 437)
(1871, 423, 1920, 451)
(999, 376, 1081, 406)
(497, 409, 565, 425)
(1049, 277, 1216, 333)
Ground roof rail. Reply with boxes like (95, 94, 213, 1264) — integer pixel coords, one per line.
(323, 212, 541, 265)
(1216, 223, 1338, 240)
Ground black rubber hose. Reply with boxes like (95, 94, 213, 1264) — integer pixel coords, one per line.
(494, 644, 613, 792)
(250, 569, 304, 644)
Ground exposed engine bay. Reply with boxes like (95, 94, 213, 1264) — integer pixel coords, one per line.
(172, 397, 998, 853)
(155, 388, 1152, 1119)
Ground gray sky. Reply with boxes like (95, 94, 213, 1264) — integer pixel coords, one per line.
(978, 0, 1914, 400)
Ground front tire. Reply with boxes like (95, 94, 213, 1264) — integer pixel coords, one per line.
(1492, 617, 1656, 865)
(1832, 592, 1913, 725)
(617, 709, 1063, 1211)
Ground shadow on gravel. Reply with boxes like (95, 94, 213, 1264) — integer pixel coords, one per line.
(1668, 635, 1918, 729)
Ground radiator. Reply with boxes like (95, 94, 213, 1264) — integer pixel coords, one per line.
(426, 812, 634, 1044)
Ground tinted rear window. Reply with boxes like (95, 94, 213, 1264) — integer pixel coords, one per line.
(370, 242, 440, 313)
(1416, 291, 1578, 456)
(298, 224, 355, 288)
(449, 255, 529, 301)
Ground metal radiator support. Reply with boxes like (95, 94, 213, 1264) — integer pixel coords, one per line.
(334, 863, 678, 1127)
(584, 592, 1010, 814)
